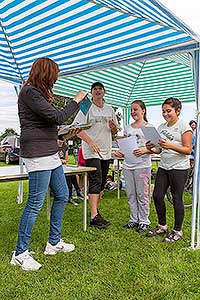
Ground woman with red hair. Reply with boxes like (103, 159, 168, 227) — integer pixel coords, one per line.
(10, 58, 86, 270)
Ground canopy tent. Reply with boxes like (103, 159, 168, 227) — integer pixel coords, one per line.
(0, 0, 199, 86)
(53, 53, 196, 108)
(0, 0, 200, 248)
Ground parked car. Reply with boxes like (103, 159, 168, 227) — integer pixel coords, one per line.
(0, 135, 20, 164)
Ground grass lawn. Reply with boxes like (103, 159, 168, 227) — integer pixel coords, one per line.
(0, 177, 200, 300)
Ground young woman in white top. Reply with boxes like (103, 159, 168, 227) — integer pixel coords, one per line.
(77, 82, 118, 229)
(115, 100, 152, 232)
(146, 97, 192, 242)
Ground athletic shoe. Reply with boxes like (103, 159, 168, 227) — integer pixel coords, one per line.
(164, 230, 183, 243)
(10, 250, 42, 271)
(97, 212, 111, 226)
(147, 225, 168, 237)
(123, 222, 139, 229)
(90, 214, 110, 229)
(44, 239, 75, 255)
(76, 191, 85, 200)
(68, 198, 78, 206)
(138, 223, 149, 233)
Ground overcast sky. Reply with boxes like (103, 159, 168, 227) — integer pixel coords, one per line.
(0, 0, 199, 134)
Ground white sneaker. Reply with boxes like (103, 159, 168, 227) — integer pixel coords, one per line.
(10, 250, 42, 271)
(44, 239, 75, 256)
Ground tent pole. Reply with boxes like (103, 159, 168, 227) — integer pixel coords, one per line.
(190, 47, 200, 249)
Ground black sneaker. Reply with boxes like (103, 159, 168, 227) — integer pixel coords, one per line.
(76, 191, 84, 200)
(97, 210, 111, 226)
(68, 198, 78, 206)
(98, 213, 111, 226)
(138, 223, 149, 233)
(90, 214, 110, 229)
(123, 222, 139, 229)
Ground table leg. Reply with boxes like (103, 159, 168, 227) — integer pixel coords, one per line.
(83, 172, 88, 231)
(117, 159, 120, 200)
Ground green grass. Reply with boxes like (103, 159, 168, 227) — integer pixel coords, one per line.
(0, 179, 200, 300)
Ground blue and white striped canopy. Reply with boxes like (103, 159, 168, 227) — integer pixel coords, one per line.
(0, 0, 199, 106)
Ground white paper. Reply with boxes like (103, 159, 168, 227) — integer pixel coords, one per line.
(117, 136, 142, 164)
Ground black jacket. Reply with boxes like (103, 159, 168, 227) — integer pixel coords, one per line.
(18, 85, 79, 158)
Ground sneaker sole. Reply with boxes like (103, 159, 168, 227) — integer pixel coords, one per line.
(10, 259, 42, 270)
(44, 247, 75, 256)
(90, 223, 110, 229)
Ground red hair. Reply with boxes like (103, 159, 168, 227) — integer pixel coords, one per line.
(24, 57, 59, 102)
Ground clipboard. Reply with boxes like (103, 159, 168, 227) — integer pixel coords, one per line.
(140, 126, 161, 147)
(58, 123, 92, 138)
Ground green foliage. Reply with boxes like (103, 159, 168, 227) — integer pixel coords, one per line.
(53, 94, 81, 145)
(0, 128, 18, 141)
(0, 177, 199, 300)
(112, 106, 122, 128)
(53, 94, 79, 125)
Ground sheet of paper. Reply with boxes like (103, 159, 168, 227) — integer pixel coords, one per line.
(117, 136, 142, 164)
(140, 126, 161, 147)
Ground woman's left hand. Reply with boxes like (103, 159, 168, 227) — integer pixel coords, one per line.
(159, 139, 172, 149)
(61, 128, 82, 140)
(133, 147, 147, 156)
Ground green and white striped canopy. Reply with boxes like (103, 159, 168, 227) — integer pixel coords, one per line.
(53, 53, 196, 107)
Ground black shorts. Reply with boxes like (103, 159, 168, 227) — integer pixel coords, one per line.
(86, 158, 110, 194)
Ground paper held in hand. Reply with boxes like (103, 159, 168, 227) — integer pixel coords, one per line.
(140, 126, 161, 147)
(117, 136, 142, 164)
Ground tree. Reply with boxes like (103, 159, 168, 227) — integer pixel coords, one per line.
(0, 128, 18, 141)
(53, 94, 79, 125)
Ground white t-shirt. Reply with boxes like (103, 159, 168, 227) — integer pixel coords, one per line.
(158, 119, 192, 170)
(123, 124, 151, 170)
(23, 153, 61, 173)
(74, 103, 118, 160)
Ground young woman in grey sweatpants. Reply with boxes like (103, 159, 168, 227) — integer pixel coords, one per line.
(124, 167, 151, 229)
(115, 100, 151, 232)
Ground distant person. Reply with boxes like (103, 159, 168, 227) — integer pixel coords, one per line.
(104, 175, 118, 191)
(189, 120, 197, 132)
(115, 100, 152, 233)
(77, 146, 86, 192)
(57, 137, 84, 206)
(146, 97, 192, 242)
(77, 82, 118, 228)
(189, 120, 196, 165)
(11, 57, 87, 271)
(78, 146, 86, 167)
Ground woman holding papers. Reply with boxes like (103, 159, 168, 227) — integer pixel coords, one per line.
(115, 100, 152, 233)
(146, 98, 192, 242)
(77, 82, 118, 229)
(11, 58, 87, 270)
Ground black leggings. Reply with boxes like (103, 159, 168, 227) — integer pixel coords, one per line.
(86, 159, 110, 194)
(153, 167, 188, 231)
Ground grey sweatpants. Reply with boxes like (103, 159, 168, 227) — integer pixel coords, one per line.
(124, 167, 151, 225)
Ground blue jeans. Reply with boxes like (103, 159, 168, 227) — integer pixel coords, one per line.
(15, 165, 69, 255)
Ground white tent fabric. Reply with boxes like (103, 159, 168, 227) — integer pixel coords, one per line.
(0, 0, 200, 248)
